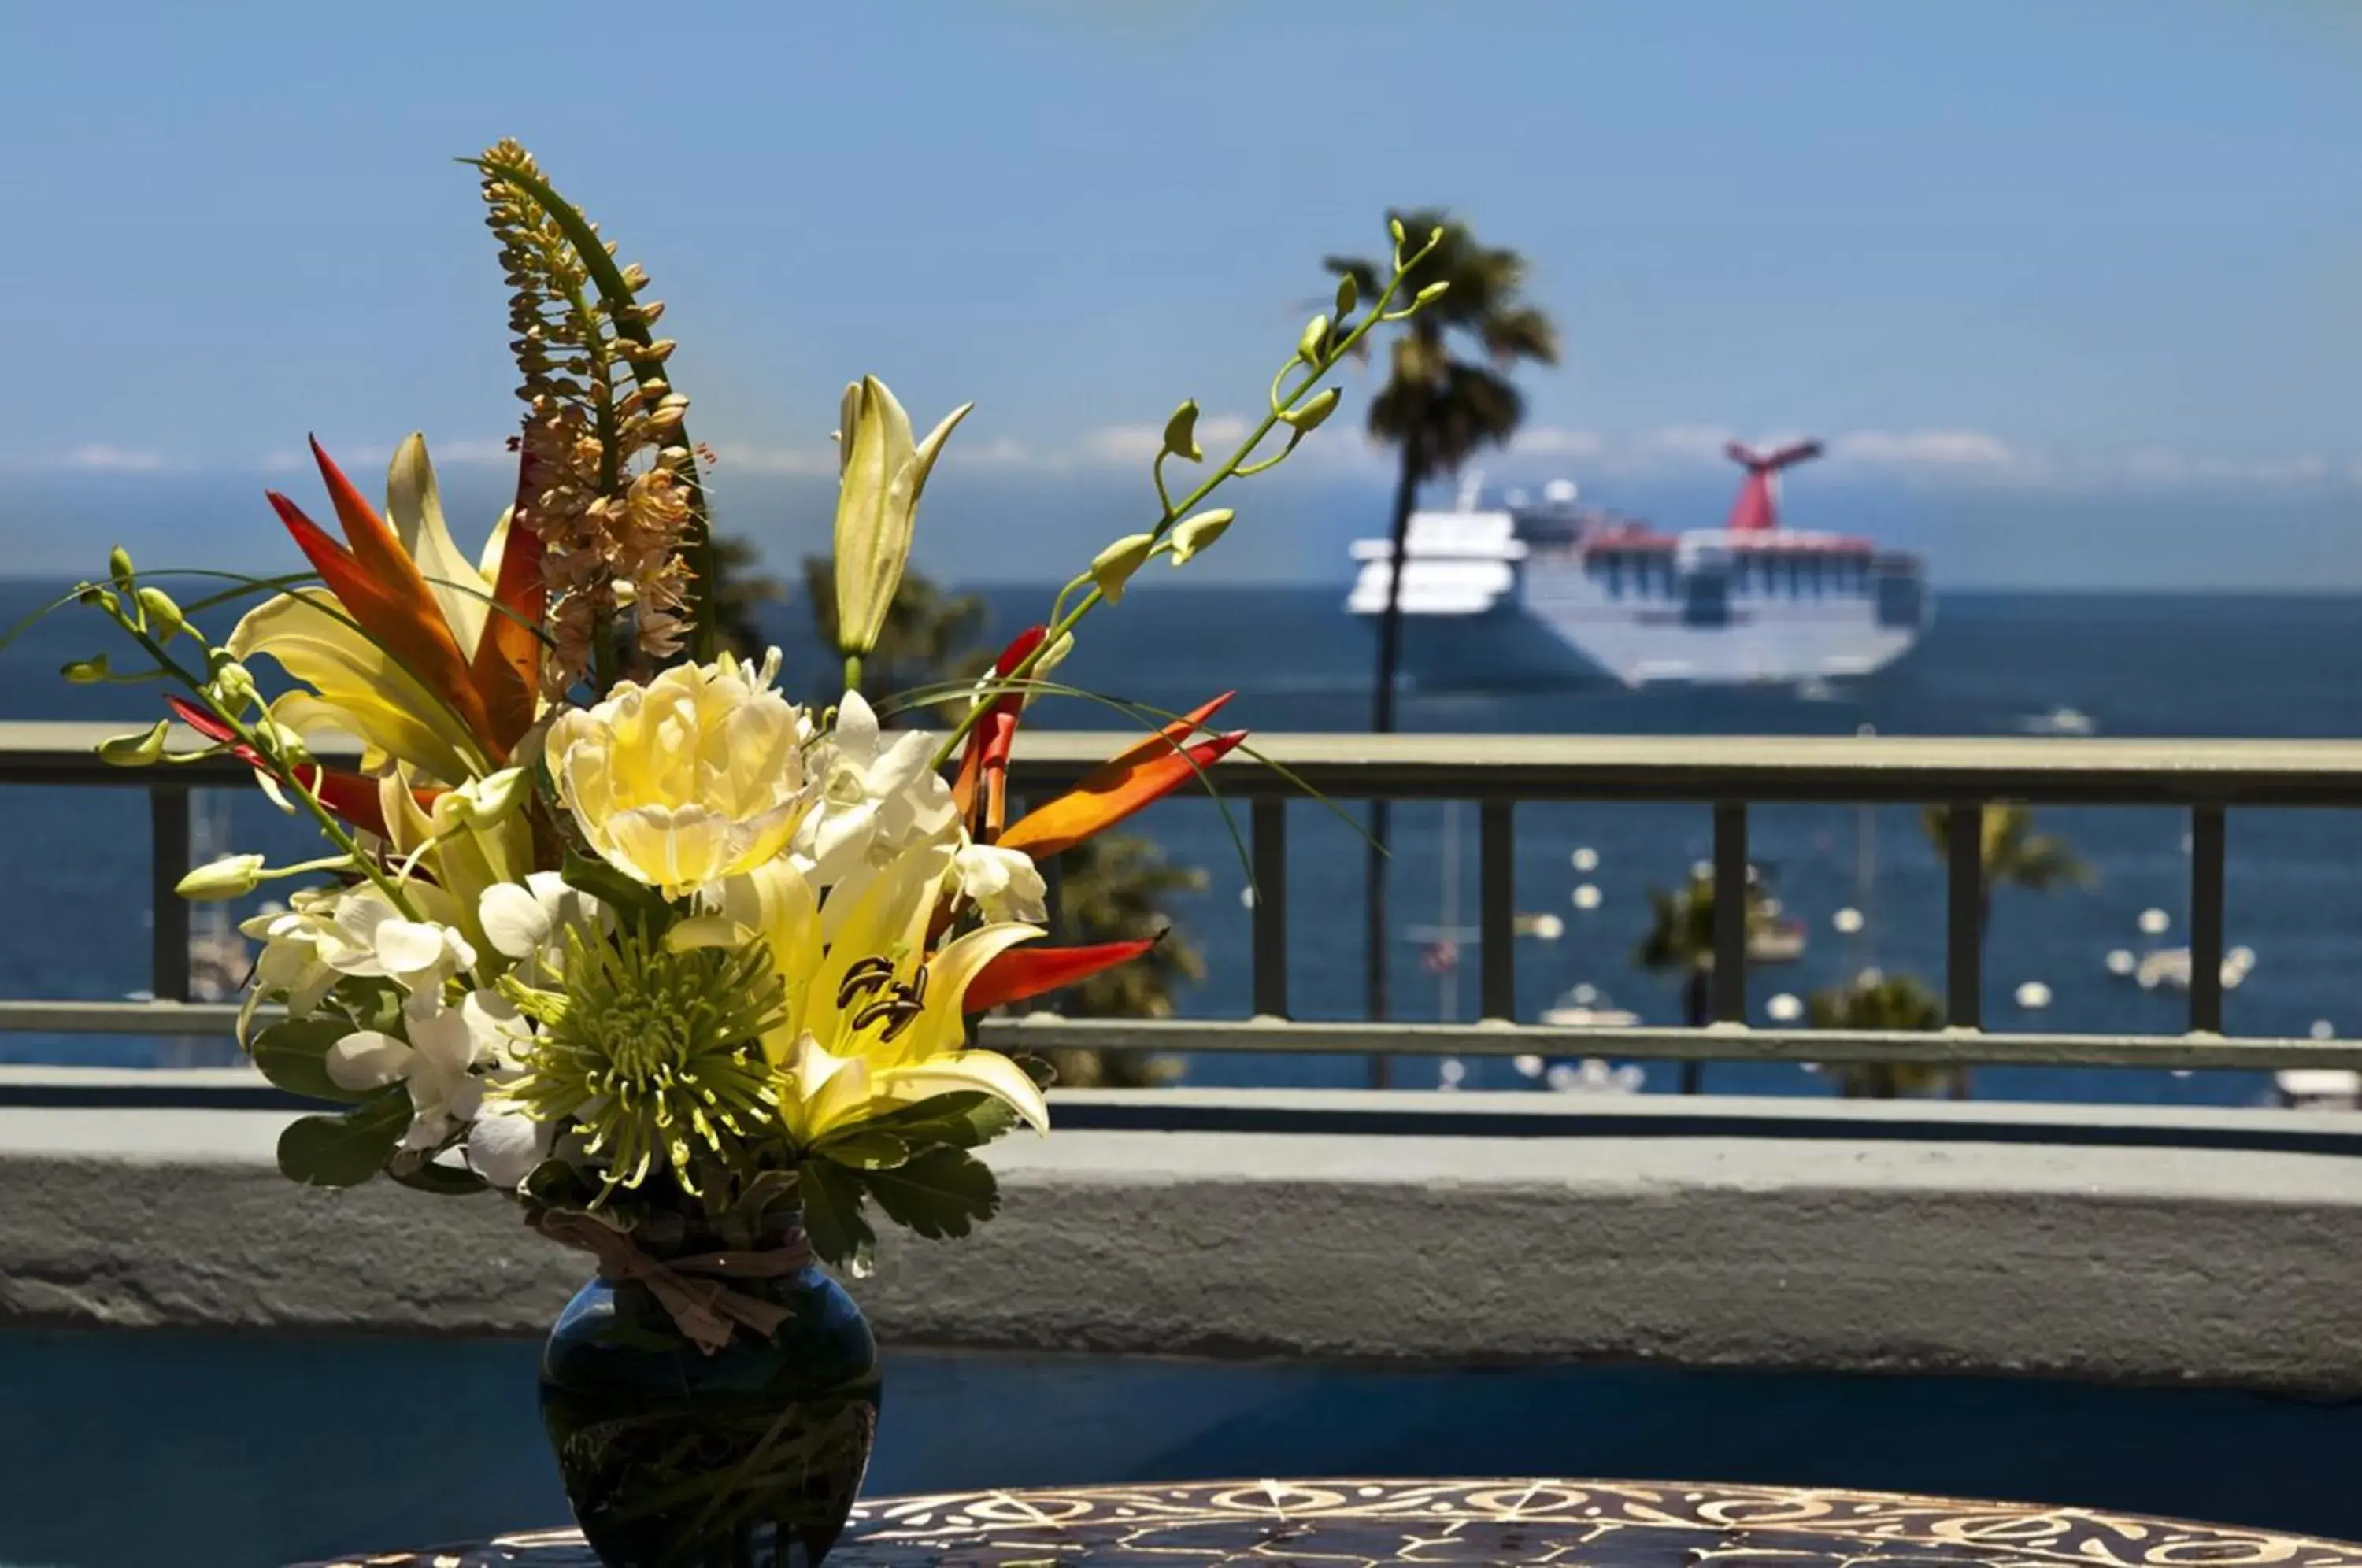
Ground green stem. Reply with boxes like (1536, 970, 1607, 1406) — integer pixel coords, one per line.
(842, 653, 864, 697)
(112, 613, 423, 921)
(927, 237, 1437, 772)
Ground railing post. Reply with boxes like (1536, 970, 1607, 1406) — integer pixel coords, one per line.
(2189, 805, 2227, 1034)
(150, 783, 191, 1004)
(1479, 800, 1515, 1022)
(1710, 801, 1748, 1024)
(1038, 852, 1064, 942)
(1946, 802, 1984, 1030)
(1251, 797, 1289, 1020)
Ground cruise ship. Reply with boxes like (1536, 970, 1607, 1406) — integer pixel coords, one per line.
(1345, 441, 1931, 688)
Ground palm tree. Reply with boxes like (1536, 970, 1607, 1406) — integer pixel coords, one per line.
(1808, 970, 1948, 1100)
(1031, 832, 1206, 1089)
(1919, 804, 2092, 1097)
(1327, 213, 1559, 1045)
(709, 534, 789, 662)
(1633, 871, 1786, 1094)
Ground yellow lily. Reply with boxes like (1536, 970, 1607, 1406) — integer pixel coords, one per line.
(704, 844, 1050, 1149)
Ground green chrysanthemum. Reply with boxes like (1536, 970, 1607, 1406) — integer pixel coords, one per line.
(505, 926, 784, 1196)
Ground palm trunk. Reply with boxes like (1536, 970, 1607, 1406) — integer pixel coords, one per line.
(1679, 966, 1709, 1095)
(1363, 430, 1424, 1087)
(1951, 888, 1992, 1101)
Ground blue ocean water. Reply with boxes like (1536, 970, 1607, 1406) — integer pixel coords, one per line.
(4, 579, 2359, 1105)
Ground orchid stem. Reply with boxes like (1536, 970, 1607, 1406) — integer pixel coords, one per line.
(100, 602, 423, 921)
(928, 235, 1441, 772)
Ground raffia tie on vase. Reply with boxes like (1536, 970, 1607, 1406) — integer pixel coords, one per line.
(531, 1211, 814, 1355)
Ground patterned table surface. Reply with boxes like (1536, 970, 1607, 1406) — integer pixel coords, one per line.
(290, 1478, 2362, 1568)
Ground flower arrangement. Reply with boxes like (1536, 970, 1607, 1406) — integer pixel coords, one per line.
(61, 140, 1443, 1303)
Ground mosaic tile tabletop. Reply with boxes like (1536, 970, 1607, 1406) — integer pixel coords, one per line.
(289, 1477, 2362, 1568)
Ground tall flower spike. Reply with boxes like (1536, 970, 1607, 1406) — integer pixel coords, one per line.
(478, 139, 702, 688)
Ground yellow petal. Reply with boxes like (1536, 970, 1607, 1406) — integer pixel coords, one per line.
(231, 590, 485, 783)
(890, 919, 1042, 1064)
(876, 1049, 1050, 1134)
(387, 435, 491, 658)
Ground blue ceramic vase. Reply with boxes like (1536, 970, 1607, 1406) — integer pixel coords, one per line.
(538, 1220, 880, 1568)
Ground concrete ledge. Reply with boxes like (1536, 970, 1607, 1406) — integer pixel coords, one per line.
(2, 1093, 2359, 1396)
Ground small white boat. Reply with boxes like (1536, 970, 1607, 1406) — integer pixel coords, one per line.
(1539, 982, 1641, 1029)
(2021, 705, 2096, 736)
(2128, 945, 2254, 993)
(2275, 1069, 2360, 1110)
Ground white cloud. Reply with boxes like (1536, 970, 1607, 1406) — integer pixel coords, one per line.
(57, 443, 170, 473)
(17, 420, 2357, 497)
(1077, 414, 1254, 468)
(1829, 428, 2021, 475)
(1492, 423, 2359, 493)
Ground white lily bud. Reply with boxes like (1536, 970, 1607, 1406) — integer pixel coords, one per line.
(1161, 400, 1201, 463)
(1089, 534, 1157, 605)
(98, 721, 169, 767)
(1297, 313, 1330, 367)
(832, 376, 972, 657)
(1167, 508, 1235, 566)
(1279, 387, 1341, 433)
(1024, 632, 1075, 708)
(135, 586, 185, 642)
(209, 660, 259, 716)
(450, 766, 534, 828)
(177, 854, 265, 900)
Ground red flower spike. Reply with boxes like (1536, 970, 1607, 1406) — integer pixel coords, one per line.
(1108, 691, 1236, 770)
(994, 729, 1248, 861)
(472, 446, 548, 745)
(264, 442, 501, 761)
(165, 695, 414, 840)
(964, 936, 1160, 1015)
(952, 625, 1046, 829)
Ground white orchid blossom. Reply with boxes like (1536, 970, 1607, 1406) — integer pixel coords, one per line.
(235, 886, 348, 1041)
(952, 842, 1048, 924)
(478, 872, 610, 981)
(320, 887, 477, 993)
(326, 989, 520, 1152)
(791, 689, 958, 889)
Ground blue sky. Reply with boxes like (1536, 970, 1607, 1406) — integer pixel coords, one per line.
(2, 0, 2360, 584)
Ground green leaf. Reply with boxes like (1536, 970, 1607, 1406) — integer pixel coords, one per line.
(800, 1159, 876, 1276)
(857, 1147, 1000, 1242)
(813, 1130, 909, 1170)
(1016, 1053, 1057, 1093)
(388, 1154, 490, 1196)
(857, 1091, 1020, 1152)
(276, 1089, 410, 1188)
(250, 1018, 373, 1105)
(521, 1156, 599, 1212)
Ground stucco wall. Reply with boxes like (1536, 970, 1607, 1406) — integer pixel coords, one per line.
(2, 1086, 2357, 1395)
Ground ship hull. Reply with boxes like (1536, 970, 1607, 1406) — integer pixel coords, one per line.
(1364, 568, 1929, 690)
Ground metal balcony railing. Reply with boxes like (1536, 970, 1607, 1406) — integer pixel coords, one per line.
(5, 721, 2362, 1076)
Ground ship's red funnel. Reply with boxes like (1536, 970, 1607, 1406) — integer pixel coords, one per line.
(1723, 440, 1824, 532)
